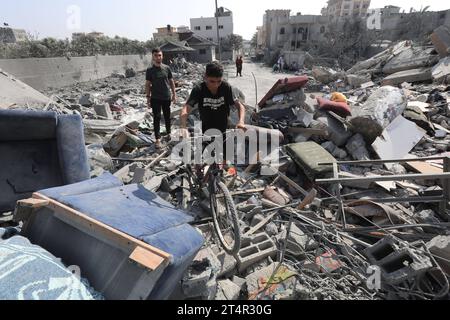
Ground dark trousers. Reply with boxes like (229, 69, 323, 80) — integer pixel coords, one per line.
(151, 98, 171, 140)
(236, 65, 242, 76)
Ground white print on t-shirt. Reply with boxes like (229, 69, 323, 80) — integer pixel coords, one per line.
(203, 97, 225, 110)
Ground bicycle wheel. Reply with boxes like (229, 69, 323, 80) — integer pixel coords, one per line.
(210, 180, 241, 255)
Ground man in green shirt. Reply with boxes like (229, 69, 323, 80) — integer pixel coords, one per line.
(146, 48, 177, 149)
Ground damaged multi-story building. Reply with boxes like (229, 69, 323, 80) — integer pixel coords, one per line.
(256, 2, 450, 67)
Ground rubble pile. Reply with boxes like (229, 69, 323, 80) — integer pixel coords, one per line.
(2, 29, 450, 300)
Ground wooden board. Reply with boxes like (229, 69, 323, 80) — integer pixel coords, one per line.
(405, 161, 444, 174)
(31, 193, 171, 271)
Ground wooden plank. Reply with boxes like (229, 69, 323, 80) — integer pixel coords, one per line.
(145, 149, 170, 170)
(229, 188, 265, 197)
(405, 161, 444, 174)
(17, 198, 49, 208)
(277, 172, 308, 197)
(13, 199, 50, 222)
(244, 212, 278, 236)
(32, 193, 171, 267)
(129, 246, 165, 271)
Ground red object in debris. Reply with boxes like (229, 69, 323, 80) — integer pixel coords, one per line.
(317, 97, 352, 118)
(111, 104, 124, 112)
(227, 167, 237, 176)
(258, 76, 309, 109)
(315, 249, 344, 273)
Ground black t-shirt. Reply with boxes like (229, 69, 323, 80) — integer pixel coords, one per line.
(146, 64, 173, 100)
(187, 81, 237, 133)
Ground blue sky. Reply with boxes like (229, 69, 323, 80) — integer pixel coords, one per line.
(1, 0, 449, 40)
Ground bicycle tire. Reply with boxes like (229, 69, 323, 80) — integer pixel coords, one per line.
(210, 180, 241, 255)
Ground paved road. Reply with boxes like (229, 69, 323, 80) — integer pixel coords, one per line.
(224, 60, 296, 108)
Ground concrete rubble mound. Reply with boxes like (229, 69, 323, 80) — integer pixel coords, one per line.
(1, 42, 450, 301)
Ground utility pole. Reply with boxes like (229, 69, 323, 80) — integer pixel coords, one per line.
(215, 0, 222, 62)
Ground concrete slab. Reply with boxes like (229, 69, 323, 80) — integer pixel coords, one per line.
(382, 46, 438, 75)
(432, 57, 450, 82)
(381, 68, 432, 86)
(0, 68, 50, 109)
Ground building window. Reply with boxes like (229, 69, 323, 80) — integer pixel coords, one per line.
(298, 27, 304, 34)
(280, 27, 285, 35)
(206, 26, 213, 30)
(199, 49, 207, 55)
(320, 26, 326, 34)
(218, 25, 224, 29)
(291, 40, 296, 48)
(296, 41, 301, 48)
(194, 26, 201, 31)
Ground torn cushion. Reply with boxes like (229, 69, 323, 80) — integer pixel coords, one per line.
(317, 97, 352, 118)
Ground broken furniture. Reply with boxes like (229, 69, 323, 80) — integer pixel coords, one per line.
(285, 141, 336, 181)
(13, 173, 204, 300)
(316, 157, 450, 227)
(0, 110, 90, 213)
(257, 76, 309, 110)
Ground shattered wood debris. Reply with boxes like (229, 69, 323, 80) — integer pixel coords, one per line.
(2, 34, 450, 301)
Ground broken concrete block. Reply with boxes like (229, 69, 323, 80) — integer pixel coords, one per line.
(79, 93, 96, 107)
(432, 57, 450, 83)
(350, 86, 407, 143)
(435, 130, 447, 139)
(182, 247, 221, 299)
(345, 134, 370, 160)
(236, 233, 277, 273)
(364, 236, 433, 285)
(232, 276, 246, 290)
(431, 26, 450, 58)
(382, 46, 438, 75)
(215, 280, 241, 300)
(216, 251, 237, 278)
(314, 115, 353, 147)
(125, 67, 136, 78)
(86, 144, 114, 176)
(182, 267, 212, 298)
(321, 141, 348, 159)
(94, 103, 113, 120)
(426, 236, 450, 275)
(312, 66, 343, 84)
(414, 210, 442, 233)
(293, 108, 314, 127)
(382, 68, 432, 86)
(265, 222, 279, 236)
(279, 223, 318, 257)
(346, 73, 371, 88)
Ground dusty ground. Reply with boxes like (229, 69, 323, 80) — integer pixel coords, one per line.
(224, 60, 298, 107)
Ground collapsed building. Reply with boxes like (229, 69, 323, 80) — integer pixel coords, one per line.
(1, 24, 450, 300)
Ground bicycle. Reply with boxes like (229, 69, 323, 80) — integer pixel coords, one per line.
(173, 130, 241, 255)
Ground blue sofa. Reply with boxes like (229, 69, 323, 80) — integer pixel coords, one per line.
(0, 109, 90, 213)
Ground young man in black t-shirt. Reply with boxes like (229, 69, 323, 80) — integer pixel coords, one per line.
(181, 62, 246, 132)
(146, 48, 177, 149)
(180, 62, 246, 163)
